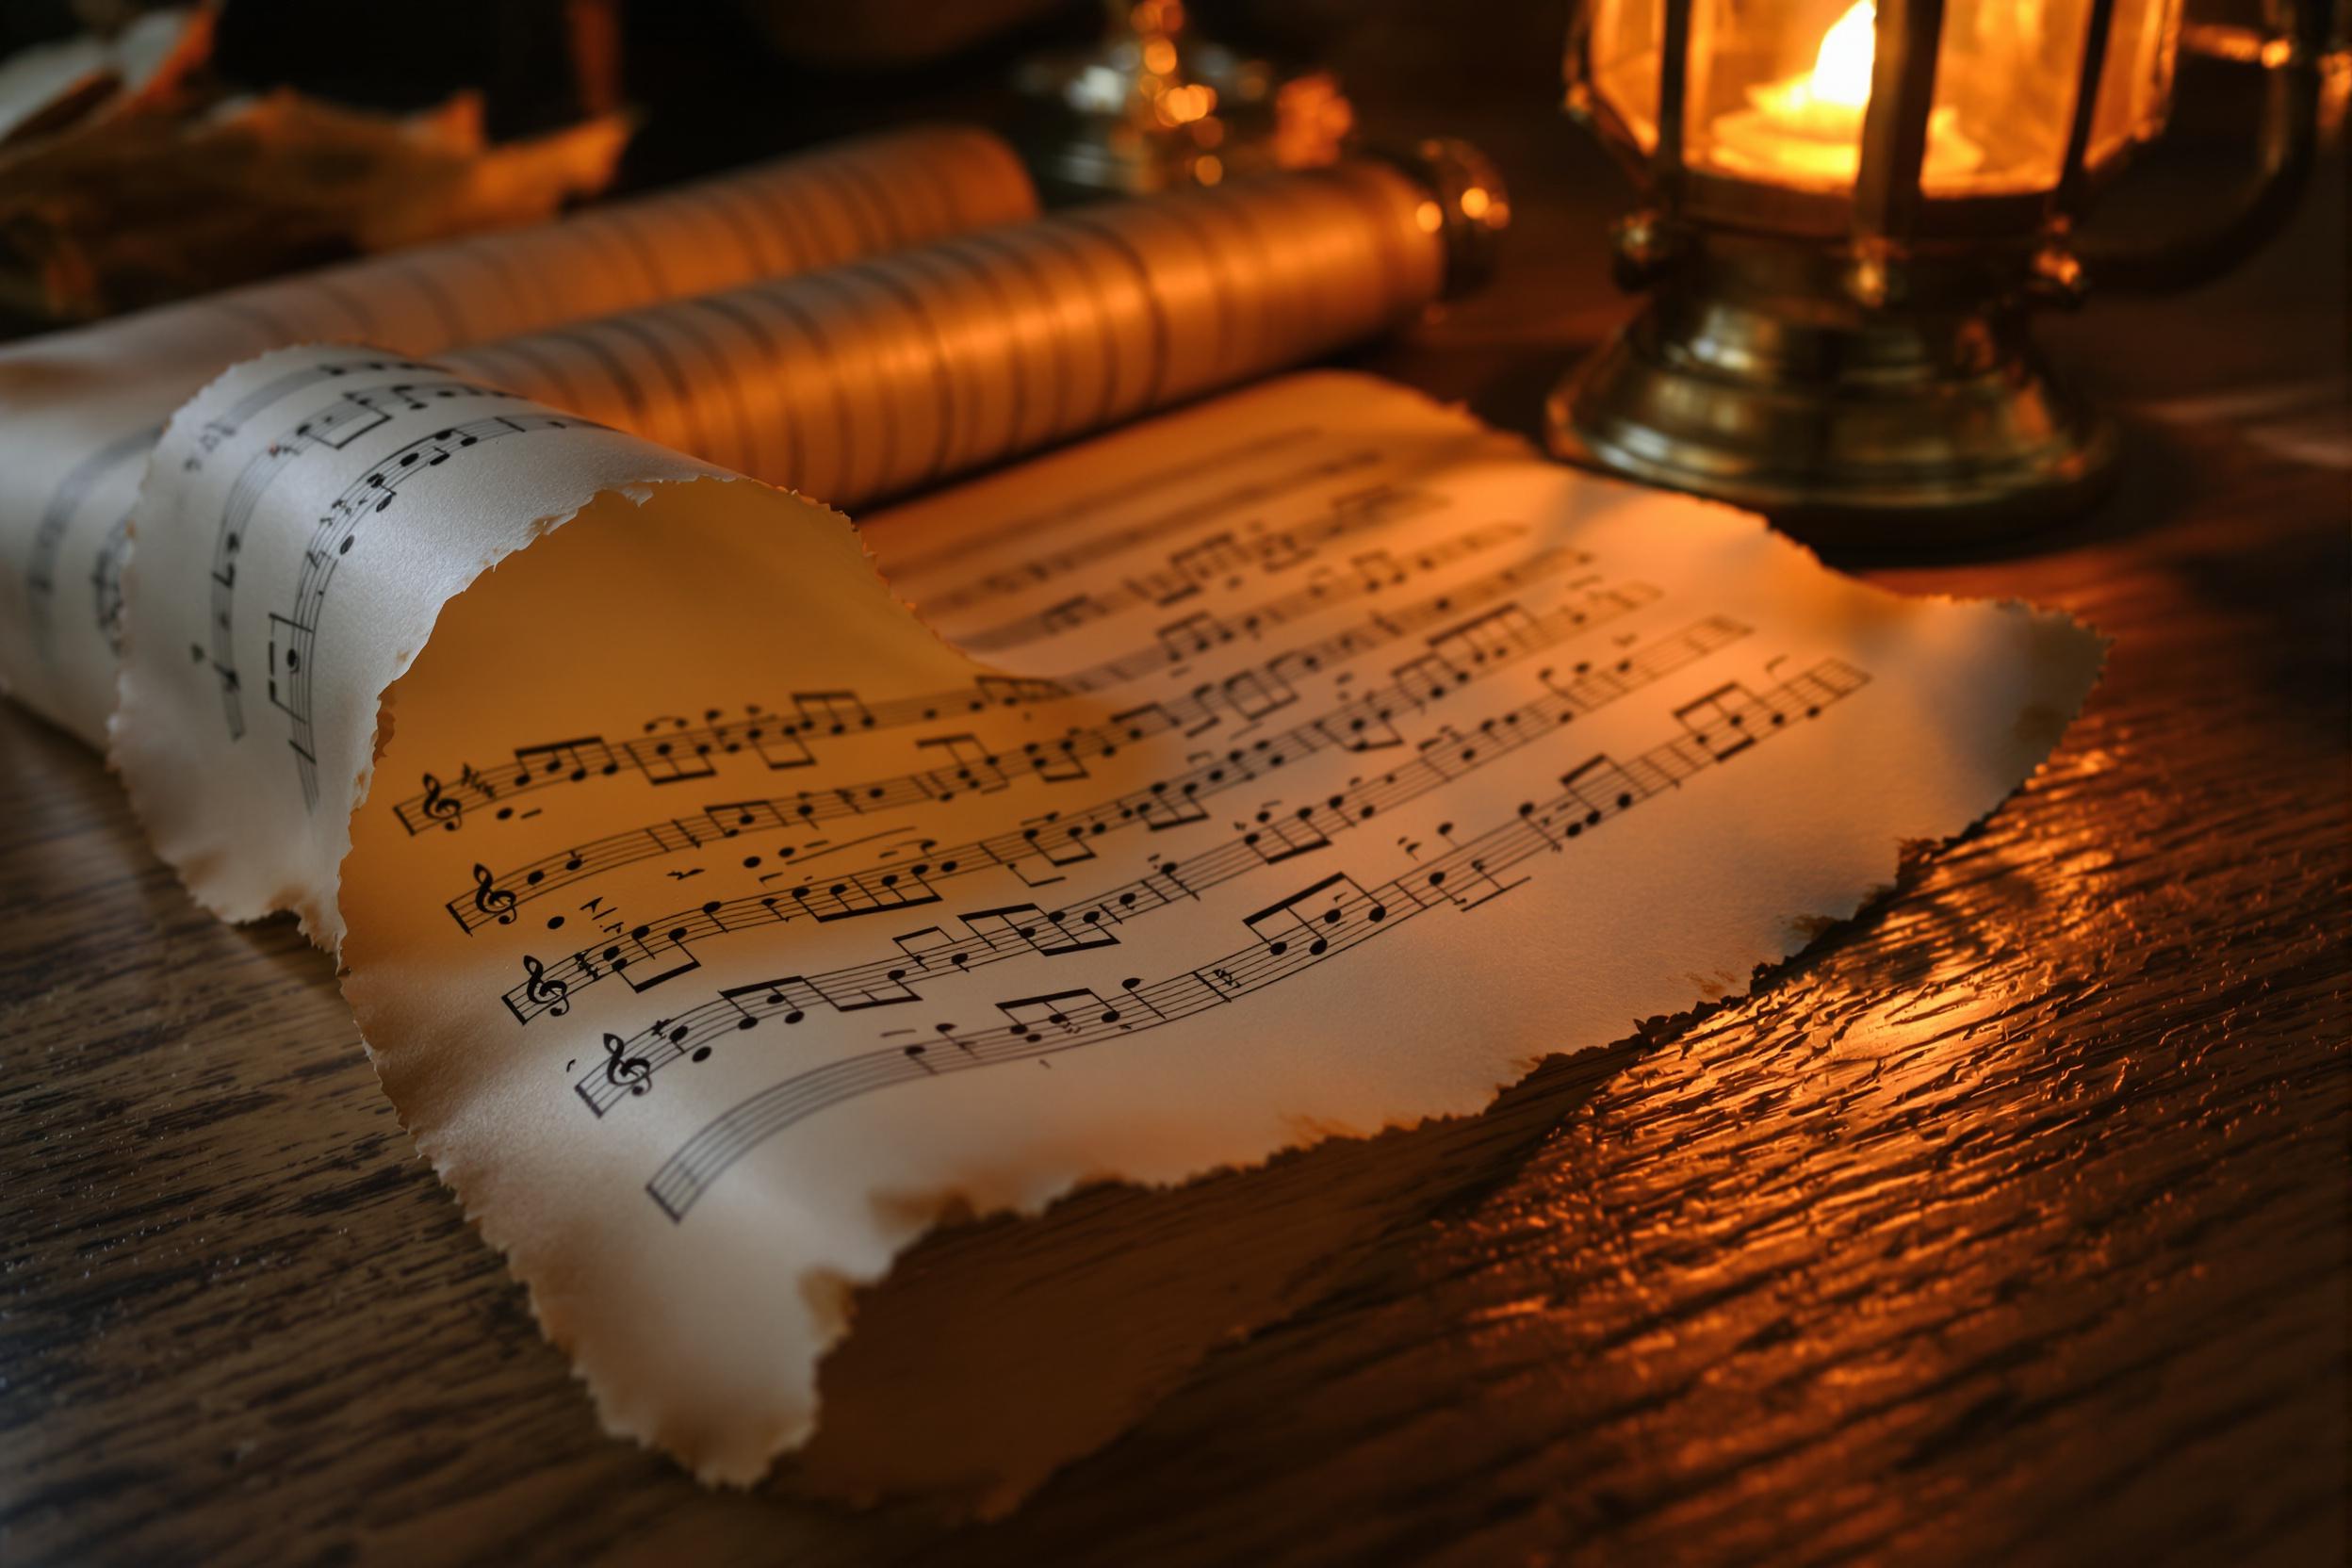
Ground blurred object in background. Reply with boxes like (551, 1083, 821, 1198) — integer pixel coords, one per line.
(208, 0, 623, 136)
(0, 2, 628, 324)
(730, 0, 1062, 68)
(1012, 0, 1351, 199)
(0, 3, 204, 146)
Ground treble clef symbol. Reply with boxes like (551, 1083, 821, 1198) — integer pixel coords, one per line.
(521, 953, 570, 1017)
(471, 862, 517, 925)
(603, 1033, 650, 1095)
(418, 772, 463, 831)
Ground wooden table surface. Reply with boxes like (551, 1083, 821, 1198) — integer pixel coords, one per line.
(3, 37, 2347, 1566)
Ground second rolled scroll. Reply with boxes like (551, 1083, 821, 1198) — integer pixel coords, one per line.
(439, 152, 1503, 511)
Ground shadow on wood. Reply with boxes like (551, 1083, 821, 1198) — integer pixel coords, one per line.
(792, 1034, 1646, 1515)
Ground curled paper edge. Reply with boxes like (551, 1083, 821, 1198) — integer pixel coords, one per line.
(90, 349, 2112, 1496)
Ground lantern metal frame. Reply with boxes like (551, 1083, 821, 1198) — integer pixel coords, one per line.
(1550, 0, 2327, 547)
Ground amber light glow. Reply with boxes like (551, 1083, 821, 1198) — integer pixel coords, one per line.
(1551, 0, 2246, 534)
(1581, 0, 2181, 201)
(1707, 0, 1985, 187)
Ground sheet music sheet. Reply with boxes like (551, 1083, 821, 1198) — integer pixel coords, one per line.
(101, 351, 2098, 1483)
(0, 125, 1034, 745)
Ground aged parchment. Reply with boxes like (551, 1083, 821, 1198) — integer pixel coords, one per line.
(101, 356, 2098, 1481)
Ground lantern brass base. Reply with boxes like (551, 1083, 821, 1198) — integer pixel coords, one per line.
(1547, 258, 2118, 551)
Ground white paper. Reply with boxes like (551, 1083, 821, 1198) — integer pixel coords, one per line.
(82, 364, 2090, 1485)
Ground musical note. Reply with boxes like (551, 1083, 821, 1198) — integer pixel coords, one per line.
(1348, 547, 1406, 591)
(1673, 683, 1765, 761)
(513, 738, 614, 788)
(808, 967, 926, 1011)
(1242, 807, 1333, 866)
(1026, 736, 1094, 784)
(996, 988, 1126, 1038)
(515, 954, 571, 1021)
(949, 476, 1449, 650)
(912, 731, 1013, 800)
(418, 773, 463, 831)
(1005, 813, 1101, 883)
(722, 712, 812, 774)
(625, 718, 723, 786)
(1242, 873, 1373, 960)
(602, 1034, 652, 1096)
(706, 978, 806, 1040)
(470, 863, 517, 924)
(961, 903, 1122, 957)
(1217, 663, 1298, 724)
(765, 865, 940, 926)
(1556, 756, 1641, 837)
(974, 674, 1068, 710)
(1041, 593, 1110, 634)
(263, 407, 582, 809)
(1168, 531, 1249, 591)
(791, 690, 874, 735)
(1154, 610, 1230, 664)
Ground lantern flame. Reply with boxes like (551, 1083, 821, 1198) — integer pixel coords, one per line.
(1808, 1, 1877, 110)
(1713, 0, 1984, 186)
(1755, 0, 1877, 123)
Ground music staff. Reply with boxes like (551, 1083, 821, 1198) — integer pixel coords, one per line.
(201, 367, 490, 739)
(261, 407, 589, 808)
(387, 533, 1572, 836)
(90, 514, 131, 656)
(452, 580, 1661, 932)
(948, 482, 1445, 650)
(391, 681, 1056, 835)
(636, 658, 1873, 1218)
(22, 427, 158, 662)
(881, 425, 1328, 582)
(560, 620, 1759, 1071)
(918, 449, 1393, 625)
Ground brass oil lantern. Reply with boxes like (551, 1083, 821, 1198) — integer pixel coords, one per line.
(1553, 0, 2328, 544)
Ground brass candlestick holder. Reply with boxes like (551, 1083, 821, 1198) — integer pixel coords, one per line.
(1014, 0, 1352, 200)
(1553, 0, 2328, 547)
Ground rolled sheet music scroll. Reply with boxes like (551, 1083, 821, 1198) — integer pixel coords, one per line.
(0, 124, 1037, 743)
(435, 147, 1497, 509)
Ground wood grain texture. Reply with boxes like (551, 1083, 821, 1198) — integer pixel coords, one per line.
(2, 52, 2346, 1566)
